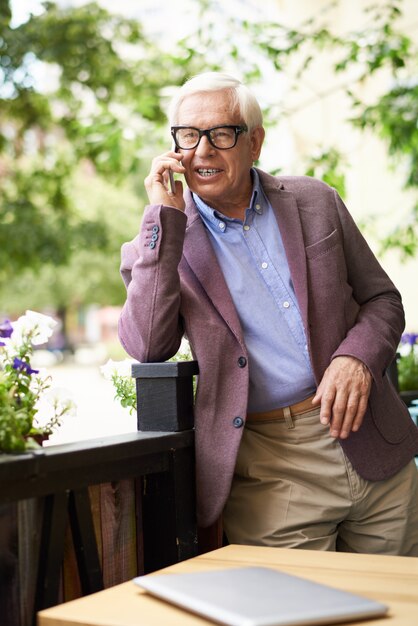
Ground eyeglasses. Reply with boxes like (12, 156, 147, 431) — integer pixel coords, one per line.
(171, 125, 248, 150)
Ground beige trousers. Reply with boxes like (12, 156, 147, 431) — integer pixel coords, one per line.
(223, 407, 418, 556)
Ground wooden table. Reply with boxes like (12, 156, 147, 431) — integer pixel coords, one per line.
(37, 544, 418, 625)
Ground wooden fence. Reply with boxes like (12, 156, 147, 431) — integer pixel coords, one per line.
(0, 361, 199, 626)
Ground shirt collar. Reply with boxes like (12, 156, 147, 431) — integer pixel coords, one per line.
(193, 168, 264, 233)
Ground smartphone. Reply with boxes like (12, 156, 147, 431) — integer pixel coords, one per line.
(168, 142, 178, 194)
(168, 169, 176, 195)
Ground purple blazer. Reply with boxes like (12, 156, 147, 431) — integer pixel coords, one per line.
(119, 171, 418, 527)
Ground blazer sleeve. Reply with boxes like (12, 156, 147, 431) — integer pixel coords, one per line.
(330, 189, 405, 387)
(118, 203, 188, 363)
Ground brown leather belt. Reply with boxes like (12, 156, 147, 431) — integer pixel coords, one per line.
(247, 394, 317, 423)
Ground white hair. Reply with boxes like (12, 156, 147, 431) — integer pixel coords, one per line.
(168, 72, 263, 131)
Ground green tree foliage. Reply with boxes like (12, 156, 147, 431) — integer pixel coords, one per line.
(240, 0, 418, 255)
(201, 0, 418, 256)
(0, 0, 416, 317)
(0, 174, 140, 314)
(0, 0, 193, 286)
(186, 1, 418, 256)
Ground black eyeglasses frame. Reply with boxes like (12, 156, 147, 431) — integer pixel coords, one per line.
(170, 125, 248, 150)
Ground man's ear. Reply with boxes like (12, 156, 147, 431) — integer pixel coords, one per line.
(250, 126, 265, 161)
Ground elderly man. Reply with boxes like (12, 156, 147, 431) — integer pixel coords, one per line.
(119, 72, 418, 554)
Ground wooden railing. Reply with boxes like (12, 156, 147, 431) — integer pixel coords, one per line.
(0, 361, 198, 626)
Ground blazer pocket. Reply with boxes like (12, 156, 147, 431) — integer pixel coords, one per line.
(305, 228, 351, 336)
(305, 229, 340, 260)
(369, 383, 410, 444)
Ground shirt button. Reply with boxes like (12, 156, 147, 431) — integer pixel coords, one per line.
(243, 225, 250, 231)
(233, 417, 244, 428)
(261, 262, 268, 269)
(283, 301, 290, 308)
(237, 356, 247, 368)
(219, 222, 225, 230)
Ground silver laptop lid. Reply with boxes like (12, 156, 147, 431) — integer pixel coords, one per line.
(134, 566, 388, 626)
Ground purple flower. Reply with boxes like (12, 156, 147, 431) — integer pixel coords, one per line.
(0, 319, 13, 339)
(12, 358, 39, 375)
(401, 333, 418, 346)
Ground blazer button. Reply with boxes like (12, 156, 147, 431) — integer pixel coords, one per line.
(149, 241, 156, 249)
(237, 356, 247, 368)
(233, 416, 244, 428)
(152, 225, 159, 234)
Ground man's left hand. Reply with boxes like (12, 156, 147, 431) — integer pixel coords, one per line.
(312, 356, 372, 439)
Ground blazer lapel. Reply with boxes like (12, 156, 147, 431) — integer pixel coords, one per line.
(182, 193, 245, 348)
(258, 171, 309, 333)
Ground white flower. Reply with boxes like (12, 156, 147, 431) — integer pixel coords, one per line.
(11, 310, 57, 347)
(0, 309, 76, 451)
(100, 358, 135, 380)
(29, 368, 50, 391)
(399, 343, 411, 357)
(35, 387, 77, 428)
(34, 397, 56, 426)
(178, 337, 192, 358)
(48, 388, 77, 412)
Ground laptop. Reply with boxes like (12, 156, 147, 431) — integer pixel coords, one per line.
(133, 566, 388, 626)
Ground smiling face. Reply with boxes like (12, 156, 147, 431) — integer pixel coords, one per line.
(175, 90, 265, 219)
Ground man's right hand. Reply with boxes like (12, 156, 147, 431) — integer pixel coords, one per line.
(144, 149, 186, 210)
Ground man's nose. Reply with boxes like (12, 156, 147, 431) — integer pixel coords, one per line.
(194, 135, 215, 157)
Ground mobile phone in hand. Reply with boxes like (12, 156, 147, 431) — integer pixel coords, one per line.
(168, 169, 176, 194)
(168, 142, 178, 194)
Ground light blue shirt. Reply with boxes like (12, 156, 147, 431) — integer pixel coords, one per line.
(193, 169, 316, 412)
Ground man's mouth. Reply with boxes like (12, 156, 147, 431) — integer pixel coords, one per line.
(196, 168, 222, 177)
